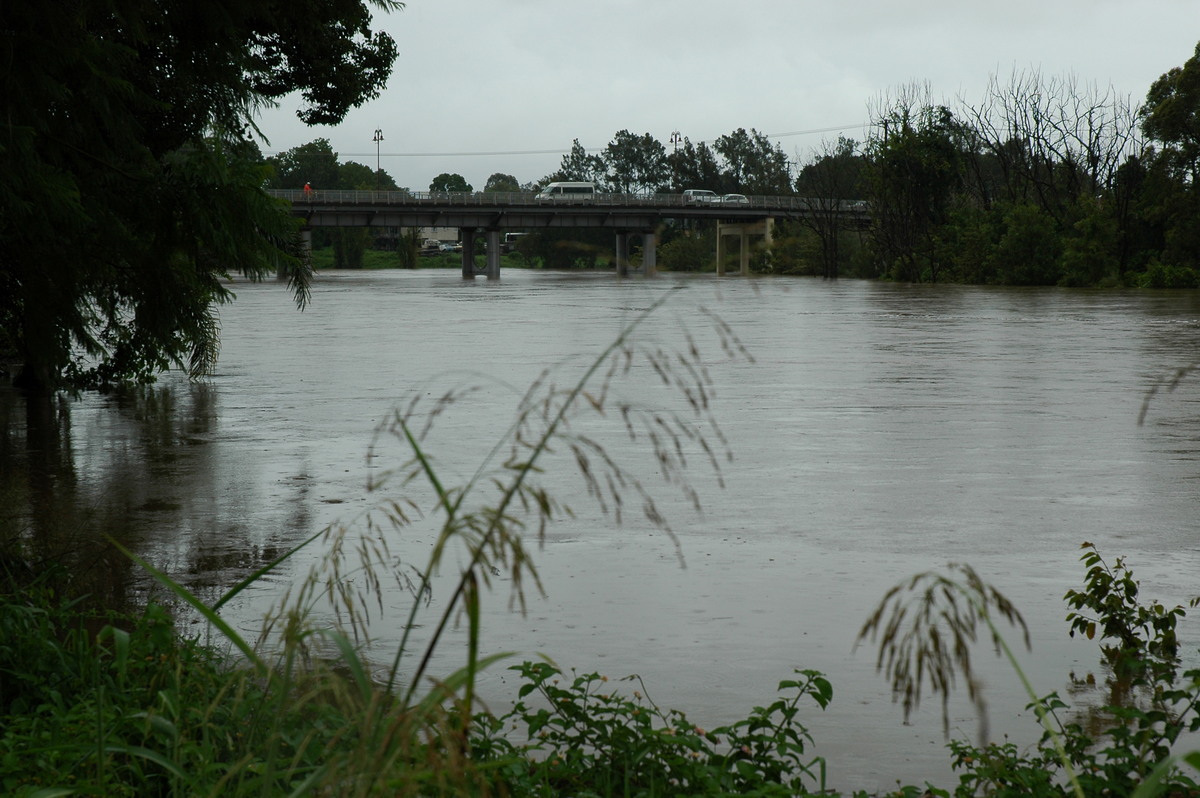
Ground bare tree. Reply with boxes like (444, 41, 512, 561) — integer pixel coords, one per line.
(958, 70, 1142, 223)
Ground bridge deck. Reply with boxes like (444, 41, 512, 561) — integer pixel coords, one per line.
(269, 189, 869, 230)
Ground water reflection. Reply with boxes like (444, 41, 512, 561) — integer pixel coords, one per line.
(1, 381, 305, 611)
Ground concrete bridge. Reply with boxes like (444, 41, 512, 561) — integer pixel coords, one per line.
(268, 189, 869, 279)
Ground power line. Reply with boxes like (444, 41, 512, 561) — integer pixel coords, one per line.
(263, 123, 870, 160)
(766, 122, 868, 138)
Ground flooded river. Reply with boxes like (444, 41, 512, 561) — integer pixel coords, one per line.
(4, 269, 1200, 793)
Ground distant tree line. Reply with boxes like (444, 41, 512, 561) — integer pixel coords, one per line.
(272, 42, 1200, 286)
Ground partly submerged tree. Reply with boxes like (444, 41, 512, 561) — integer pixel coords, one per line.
(0, 0, 401, 392)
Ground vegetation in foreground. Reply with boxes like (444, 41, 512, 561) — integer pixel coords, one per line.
(4, 295, 1200, 797)
(4, 541, 1200, 796)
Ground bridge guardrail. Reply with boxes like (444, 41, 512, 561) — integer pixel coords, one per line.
(268, 189, 869, 215)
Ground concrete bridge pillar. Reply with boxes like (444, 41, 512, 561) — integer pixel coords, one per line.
(716, 220, 773, 276)
(642, 230, 657, 276)
(614, 232, 630, 277)
(485, 229, 501, 280)
(461, 227, 477, 278)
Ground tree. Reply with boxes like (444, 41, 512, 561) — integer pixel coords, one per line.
(484, 173, 521, 193)
(795, 137, 867, 278)
(714, 128, 792, 195)
(0, 0, 401, 392)
(1139, 42, 1200, 271)
(1142, 41, 1200, 186)
(667, 138, 725, 193)
(550, 139, 607, 187)
(430, 173, 473, 192)
(603, 130, 668, 195)
(338, 161, 379, 190)
(267, 139, 342, 190)
(864, 95, 966, 282)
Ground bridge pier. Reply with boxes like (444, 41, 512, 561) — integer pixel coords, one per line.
(485, 229, 501, 279)
(642, 231, 657, 276)
(716, 218, 773, 276)
(614, 230, 657, 277)
(614, 232, 630, 276)
(460, 227, 477, 278)
(460, 228, 501, 279)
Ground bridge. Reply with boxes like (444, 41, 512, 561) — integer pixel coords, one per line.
(268, 189, 869, 279)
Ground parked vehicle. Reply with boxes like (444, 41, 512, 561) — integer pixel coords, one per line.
(500, 232, 528, 254)
(721, 193, 749, 205)
(536, 182, 597, 201)
(683, 189, 719, 204)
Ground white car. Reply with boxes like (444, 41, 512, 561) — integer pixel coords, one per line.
(721, 194, 749, 205)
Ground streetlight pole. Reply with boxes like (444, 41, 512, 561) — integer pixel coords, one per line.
(669, 131, 682, 192)
(373, 129, 384, 174)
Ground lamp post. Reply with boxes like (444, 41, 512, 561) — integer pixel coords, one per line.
(373, 129, 384, 173)
(669, 131, 682, 192)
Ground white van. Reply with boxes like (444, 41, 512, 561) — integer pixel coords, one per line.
(683, 189, 719, 204)
(536, 181, 597, 201)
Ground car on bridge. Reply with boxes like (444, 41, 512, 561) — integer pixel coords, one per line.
(721, 193, 749, 205)
(683, 189, 719, 204)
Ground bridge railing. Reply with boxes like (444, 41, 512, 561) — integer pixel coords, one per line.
(269, 188, 869, 215)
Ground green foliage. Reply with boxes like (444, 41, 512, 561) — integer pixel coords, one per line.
(332, 228, 372, 269)
(1064, 542, 1185, 687)
(666, 138, 726, 194)
(1141, 261, 1200, 288)
(429, 173, 473, 193)
(1059, 199, 1121, 287)
(396, 229, 422, 269)
(864, 543, 1200, 798)
(604, 130, 669, 194)
(1142, 41, 1200, 185)
(714, 128, 792, 195)
(993, 203, 1064, 286)
(657, 231, 715, 272)
(551, 139, 608, 187)
(484, 173, 521, 193)
(472, 661, 836, 796)
(865, 103, 966, 282)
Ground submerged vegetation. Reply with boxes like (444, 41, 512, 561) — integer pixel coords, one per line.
(3, 294, 1200, 796)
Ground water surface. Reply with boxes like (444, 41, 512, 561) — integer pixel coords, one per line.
(5, 270, 1200, 793)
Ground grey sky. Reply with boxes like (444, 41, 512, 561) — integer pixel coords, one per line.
(253, 0, 1200, 192)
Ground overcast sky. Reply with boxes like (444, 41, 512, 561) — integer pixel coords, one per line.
(253, 0, 1199, 192)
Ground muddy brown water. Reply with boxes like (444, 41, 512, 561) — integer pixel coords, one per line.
(4, 269, 1200, 793)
